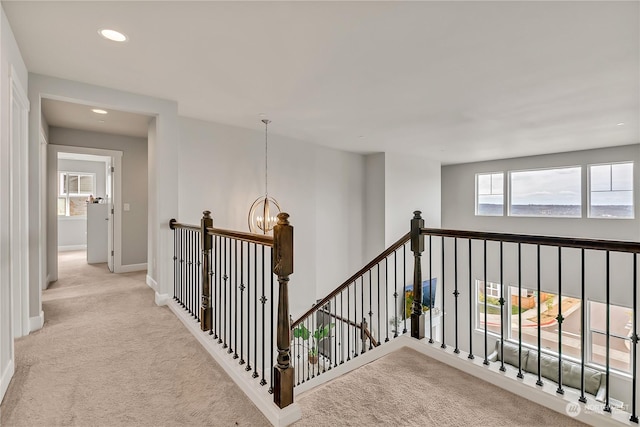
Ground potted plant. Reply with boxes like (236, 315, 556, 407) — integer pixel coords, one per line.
(292, 323, 334, 364)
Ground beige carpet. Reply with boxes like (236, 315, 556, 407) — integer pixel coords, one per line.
(0, 251, 269, 426)
(295, 346, 586, 427)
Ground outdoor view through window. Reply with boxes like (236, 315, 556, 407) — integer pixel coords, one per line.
(510, 167, 581, 217)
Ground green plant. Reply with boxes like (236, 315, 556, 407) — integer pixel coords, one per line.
(292, 323, 334, 356)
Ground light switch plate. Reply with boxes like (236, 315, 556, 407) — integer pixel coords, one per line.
(124, 203, 130, 211)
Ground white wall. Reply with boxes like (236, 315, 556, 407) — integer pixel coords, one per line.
(0, 2, 28, 402)
(29, 73, 179, 312)
(364, 153, 385, 260)
(49, 128, 147, 265)
(177, 117, 365, 317)
(57, 158, 106, 249)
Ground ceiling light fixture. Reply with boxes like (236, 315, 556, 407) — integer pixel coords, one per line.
(92, 109, 108, 115)
(617, 122, 625, 126)
(248, 119, 281, 235)
(98, 28, 128, 43)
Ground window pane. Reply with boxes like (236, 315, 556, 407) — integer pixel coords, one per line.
(590, 164, 611, 191)
(477, 172, 504, 216)
(589, 301, 631, 373)
(478, 174, 491, 195)
(510, 167, 581, 217)
(612, 163, 633, 191)
(510, 288, 581, 359)
(57, 197, 67, 216)
(78, 175, 94, 194)
(69, 196, 87, 217)
(491, 173, 503, 195)
(67, 175, 79, 194)
(590, 162, 633, 218)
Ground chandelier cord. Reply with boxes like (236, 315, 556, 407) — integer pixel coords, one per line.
(263, 119, 270, 197)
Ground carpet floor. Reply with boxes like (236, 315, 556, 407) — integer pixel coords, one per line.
(295, 346, 586, 427)
(0, 251, 269, 426)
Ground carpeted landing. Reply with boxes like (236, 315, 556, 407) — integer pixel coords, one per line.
(294, 346, 586, 427)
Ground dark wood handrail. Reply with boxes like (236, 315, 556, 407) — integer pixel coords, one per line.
(421, 227, 640, 253)
(314, 309, 379, 347)
(291, 232, 411, 328)
(207, 226, 274, 246)
(169, 220, 200, 232)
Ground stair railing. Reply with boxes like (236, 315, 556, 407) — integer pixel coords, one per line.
(170, 211, 295, 409)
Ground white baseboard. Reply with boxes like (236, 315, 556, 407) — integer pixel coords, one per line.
(155, 292, 170, 306)
(146, 275, 158, 292)
(168, 301, 302, 426)
(57, 245, 86, 252)
(118, 263, 147, 273)
(1, 359, 15, 404)
(29, 310, 44, 332)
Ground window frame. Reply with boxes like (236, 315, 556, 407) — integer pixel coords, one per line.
(475, 171, 505, 217)
(57, 171, 96, 218)
(588, 161, 634, 219)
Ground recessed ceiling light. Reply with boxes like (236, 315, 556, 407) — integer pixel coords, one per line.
(98, 120, 105, 123)
(92, 109, 108, 115)
(617, 122, 625, 126)
(98, 28, 128, 43)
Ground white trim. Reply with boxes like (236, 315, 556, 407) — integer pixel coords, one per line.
(146, 274, 158, 292)
(0, 359, 15, 403)
(49, 145, 123, 275)
(119, 263, 147, 273)
(168, 301, 302, 426)
(29, 310, 44, 332)
(57, 245, 87, 252)
(155, 292, 170, 306)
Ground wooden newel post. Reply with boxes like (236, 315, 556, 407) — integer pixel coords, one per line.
(200, 211, 213, 332)
(273, 212, 294, 409)
(411, 211, 425, 339)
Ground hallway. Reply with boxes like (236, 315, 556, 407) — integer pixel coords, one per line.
(0, 253, 268, 426)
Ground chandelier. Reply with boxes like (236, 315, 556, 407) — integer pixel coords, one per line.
(248, 119, 281, 234)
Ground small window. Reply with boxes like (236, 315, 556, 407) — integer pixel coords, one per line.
(58, 172, 95, 217)
(510, 167, 581, 217)
(589, 162, 633, 219)
(476, 280, 502, 336)
(476, 172, 504, 216)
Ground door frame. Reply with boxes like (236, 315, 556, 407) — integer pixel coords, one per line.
(48, 145, 123, 279)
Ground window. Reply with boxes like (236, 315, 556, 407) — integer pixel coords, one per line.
(476, 172, 503, 216)
(475, 282, 582, 360)
(58, 172, 95, 217)
(510, 167, 581, 217)
(589, 162, 633, 219)
(589, 301, 631, 373)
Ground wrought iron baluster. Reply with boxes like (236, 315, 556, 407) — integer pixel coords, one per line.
(260, 245, 267, 386)
(517, 243, 523, 379)
(604, 251, 611, 411)
(384, 258, 389, 343)
(429, 235, 433, 344)
(454, 238, 460, 354)
(369, 270, 373, 351)
(269, 248, 274, 393)
(403, 243, 407, 335)
(240, 241, 245, 364)
(631, 253, 638, 423)
(483, 239, 488, 365)
(394, 250, 399, 339)
(253, 243, 259, 379)
(579, 248, 586, 400)
(499, 241, 505, 372)
(441, 236, 446, 349)
(556, 247, 563, 393)
(468, 238, 474, 360)
(536, 245, 542, 385)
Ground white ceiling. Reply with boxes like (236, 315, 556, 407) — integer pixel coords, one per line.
(42, 98, 151, 138)
(4, 1, 639, 164)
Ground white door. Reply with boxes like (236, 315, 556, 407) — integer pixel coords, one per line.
(106, 160, 114, 272)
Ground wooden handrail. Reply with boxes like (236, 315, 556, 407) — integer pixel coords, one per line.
(207, 226, 274, 246)
(291, 232, 411, 328)
(315, 308, 379, 347)
(421, 227, 640, 253)
(169, 219, 200, 232)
